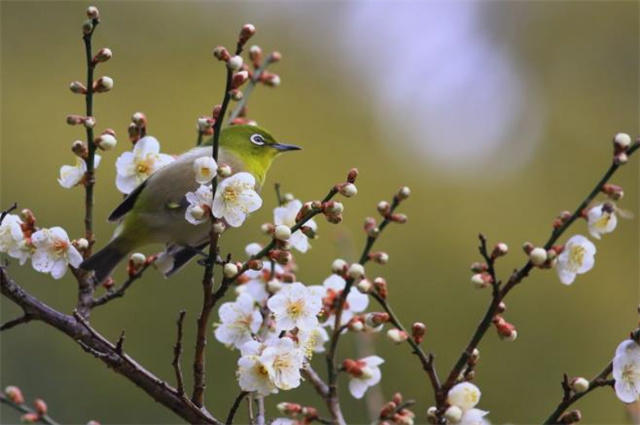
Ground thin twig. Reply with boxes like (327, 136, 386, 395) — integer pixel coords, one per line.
(302, 365, 329, 397)
(228, 53, 277, 123)
(173, 310, 187, 397)
(90, 261, 154, 308)
(0, 313, 33, 331)
(0, 393, 61, 425)
(226, 391, 249, 425)
(0, 202, 17, 225)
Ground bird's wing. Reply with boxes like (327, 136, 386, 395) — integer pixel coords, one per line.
(108, 179, 148, 222)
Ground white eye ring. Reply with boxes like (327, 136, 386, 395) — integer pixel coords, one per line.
(250, 134, 265, 146)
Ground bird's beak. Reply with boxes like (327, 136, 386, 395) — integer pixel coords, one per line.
(272, 143, 302, 152)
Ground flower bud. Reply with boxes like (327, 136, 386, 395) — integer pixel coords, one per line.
(470, 348, 480, 363)
(230, 89, 243, 101)
(82, 20, 94, 35)
(72, 140, 88, 158)
(346, 168, 358, 183)
(601, 183, 624, 200)
(390, 213, 408, 223)
(93, 48, 112, 63)
(570, 377, 589, 393)
(269, 249, 292, 265)
(217, 163, 232, 177)
(21, 413, 39, 423)
(239, 23, 256, 45)
(529, 247, 548, 266)
(197, 117, 214, 132)
(227, 55, 244, 71)
(412, 322, 426, 344)
(331, 258, 347, 274)
(387, 328, 408, 344)
(34, 399, 47, 415)
(130, 252, 146, 267)
(74, 238, 89, 250)
(277, 402, 302, 416)
(262, 73, 281, 87)
(94, 76, 114, 93)
(470, 262, 488, 273)
(426, 407, 438, 422)
(492, 242, 508, 258)
(5, 386, 24, 404)
(365, 312, 390, 327)
(614, 132, 632, 149)
(223, 262, 238, 278)
(373, 277, 388, 298)
(86, 6, 100, 19)
(348, 263, 365, 279)
(83, 116, 96, 129)
(95, 133, 117, 150)
(66, 114, 86, 126)
(212, 220, 226, 234)
(377, 201, 391, 216)
(560, 410, 582, 424)
(249, 45, 262, 65)
(274, 225, 291, 241)
(232, 70, 249, 89)
(370, 251, 389, 265)
(69, 81, 87, 94)
(349, 318, 364, 332)
(444, 405, 462, 424)
(261, 223, 274, 234)
(397, 186, 411, 200)
(614, 152, 628, 165)
(267, 278, 283, 293)
(213, 46, 230, 62)
(340, 183, 358, 197)
(471, 272, 492, 289)
(247, 259, 263, 271)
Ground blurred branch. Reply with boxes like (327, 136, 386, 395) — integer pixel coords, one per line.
(226, 391, 248, 425)
(228, 52, 278, 123)
(0, 202, 17, 226)
(0, 313, 33, 331)
(0, 266, 223, 425)
(90, 260, 155, 308)
(173, 310, 187, 397)
(0, 393, 60, 425)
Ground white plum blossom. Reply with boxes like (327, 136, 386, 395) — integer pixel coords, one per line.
(271, 419, 296, 425)
(613, 339, 640, 403)
(185, 185, 213, 225)
(587, 203, 617, 240)
(262, 337, 305, 390)
(348, 355, 384, 399)
(555, 235, 596, 285)
(115, 136, 174, 194)
(214, 294, 262, 349)
(313, 274, 369, 328)
(31, 227, 82, 279)
(460, 408, 490, 425)
(58, 155, 101, 188)
(237, 341, 277, 396)
(212, 172, 262, 227)
(267, 282, 323, 332)
(0, 214, 29, 265)
(297, 326, 330, 356)
(193, 156, 218, 185)
(154, 250, 175, 275)
(274, 199, 317, 253)
(448, 382, 481, 411)
(236, 261, 283, 303)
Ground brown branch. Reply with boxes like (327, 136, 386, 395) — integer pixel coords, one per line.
(173, 310, 187, 397)
(90, 261, 154, 308)
(0, 202, 17, 225)
(0, 313, 33, 331)
(439, 142, 639, 412)
(0, 266, 222, 425)
(543, 363, 614, 424)
(228, 52, 279, 123)
(302, 365, 329, 397)
(0, 393, 61, 425)
(226, 391, 249, 425)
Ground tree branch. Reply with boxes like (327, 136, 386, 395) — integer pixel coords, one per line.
(90, 261, 154, 308)
(0, 313, 33, 331)
(173, 310, 187, 397)
(226, 391, 248, 425)
(0, 393, 60, 425)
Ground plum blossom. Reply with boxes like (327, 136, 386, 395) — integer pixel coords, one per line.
(58, 155, 101, 188)
(0, 214, 30, 265)
(214, 294, 262, 349)
(262, 337, 304, 390)
(297, 326, 330, 356)
(271, 419, 297, 425)
(346, 355, 384, 399)
(448, 382, 481, 411)
(193, 156, 218, 185)
(267, 282, 322, 332)
(236, 261, 283, 303)
(555, 235, 596, 285)
(613, 339, 640, 403)
(212, 172, 262, 227)
(274, 199, 317, 253)
(313, 274, 369, 328)
(460, 408, 490, 425)
(237, 341, 277, 396)
(115, 136, 174, 194)
(587, 203, 617, 239)
(31, 227, 82, 279)
(185, 185, 213, 225)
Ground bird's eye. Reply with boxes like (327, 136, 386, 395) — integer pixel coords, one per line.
(250, 134, 265, 146)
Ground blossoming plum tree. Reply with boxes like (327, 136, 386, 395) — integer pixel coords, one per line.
(1, 6, 639, 425)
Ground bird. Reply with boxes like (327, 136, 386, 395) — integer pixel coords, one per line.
(81, 124, 300, 283)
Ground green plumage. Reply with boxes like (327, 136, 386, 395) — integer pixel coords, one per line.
(81, 125, 299, 283)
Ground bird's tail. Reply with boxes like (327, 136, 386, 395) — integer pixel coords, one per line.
(80, 237, 130, 284)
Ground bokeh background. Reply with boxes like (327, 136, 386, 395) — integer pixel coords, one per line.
(1, 1, 639, 424)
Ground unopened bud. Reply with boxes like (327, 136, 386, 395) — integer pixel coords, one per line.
(570, 377, 590, 393)
(230, 89, 243, 101)
(262, 73, 280, 87)
(522, 242, 534, 254)
(529, 247, 548, 266)
(66, 114, 85, 126)
(373, 277, 388, 298)
(560, 410, 582, 424)
(21, 413, 39, 424)
(130, 252, 146, 267)
(93, 48, 112, 63)
(69, 81, 87, 94)
(426, 407, 438, 421)
(346, 168, 358, 183)
(232, 70, 249, 89)
(331, 258, 347, 274)
(492, 242, 508, 258)
(614, 132, 632, 149)
(72, 140, 88, 158)
(34, 399, 47, 415)
(223, 262, 239, 278)
(269, 249, 292, 265)
(377, 201, 391, 215)
(471, 272, 492, 289)
(602, 183, 624, 200)
(267, 278, 283, 293)
(217, 163, 232, 177)
(365, 312, 390, 327)
(212, 220, 226, 234)
(340, 183, 358, 197)
(94, 76, 114, 93)
(261, 223, 274, 234)
(387, 328, 408, 344)
(86, 6, 99, 19)
(213, 46, 230, 62)
(614, 152, 628, 165)
(74, 238, 89, 250)
(95, 133, 117, 150)
(249, 45, 262, 65)
(357, 279, 372, 293)
(470, 262, 488, 273)
(397, 186, 411, 200)
(412, 322, 426, 344)
(390, 213, 407, 223)
(82, 20, 94, 34)
(247, 259, 263, 271)
(239, 23, 256, 45)
(370, 251, 389, 265)
(227, 55, 244, 71)
(348, 263, 365, 279)
(5, 386, 24, 404)
(274, 225, 291, 241)
(349, 319, 364, 332)
(83, 116, 96, 129)
(444, 405, 462, 424)
(276, 401, 302, 416)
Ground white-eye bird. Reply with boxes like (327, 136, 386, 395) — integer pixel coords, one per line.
(81, 125, 300, 283)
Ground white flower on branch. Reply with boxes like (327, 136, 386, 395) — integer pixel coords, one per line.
(271, 419, 296, 425)
(237, 341, 277, 396)
(236, 261, 283, 303)
(613, 339, 640, 403)
(447, 381, 482, 411)
(31, 227, 82, 279)
(214, 293, 262, 349)
(193, 156, 218, 185)
(345, 355, 384, 399)
(211, 172, 262, 227)
(460, 408, 490, 425)
(312, 274, 369, 328)
(274, 199, 317, 253)
(58, 155, 101, 189)
(185, 185, 213, 225)
(115, 136, 174, 194)
(261, 337, 304, 390)
(267, 282, 322, 332)
(587, 203, 617, 240)
(0, 214, 29, 265)
(297, 325, 330, 356)
(555, 235, 596, 285)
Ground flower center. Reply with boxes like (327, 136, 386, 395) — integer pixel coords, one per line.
(595, 213, 611, 229)
(52, 239, 68, 255)
(622, 363, 640, 383)
(273, 355, 291, 371)
(255, 363, 269, 377)
(136, 159, 152, 175)
(286, 299, 305, 318)
(223, 186, 239, 202)
(568, 245, 586, 270)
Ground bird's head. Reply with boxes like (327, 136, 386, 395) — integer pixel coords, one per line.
(212, 125, 301, 185)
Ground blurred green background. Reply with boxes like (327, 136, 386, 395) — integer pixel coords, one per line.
(1, 1, 638, 424)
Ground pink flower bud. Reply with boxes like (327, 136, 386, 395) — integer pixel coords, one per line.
(69, 81, 87, 94)
(86, 6, 100, 19)
(365, 312, 390, 327)
(5, 386, 24, 404)
(72, 140, 88, 158)
(390, 213, 407, 223)
(260, 72, 280, 87)
(229, 89, 243, 101)
(249, 45, 263, 66)
(369, 251, 389, 265)
(227, 55, 244, 71)
(269, 51, 282, 63)
(82, 20, 94, 35)
(239, 23, 256, 45)
(470, 262, 488, 273)
(492, 242, 508, 258)
(412, 322, 426, 344)
(34, 399, 47, 415)
(232, 70, 249, 89)
(387, 328, 408, 344)
(602, 183, 624, 200)
(93, 76, 113, 93)
(347, 167, 359, 183)
(397, 186, 411, 200)
(66, 114, 86, 125)
(377, 201, 391, 216)
(21, 413, 39, 423)
(93, 48, 112, 63)
(213, 46, 230, 62)
(373, 277, 388, 298)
